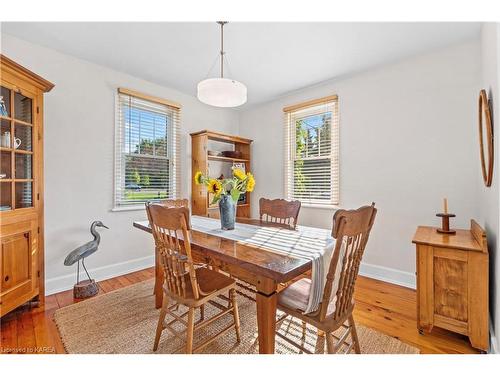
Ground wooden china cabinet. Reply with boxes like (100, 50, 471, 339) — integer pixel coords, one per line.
(0, 55, 54, 317)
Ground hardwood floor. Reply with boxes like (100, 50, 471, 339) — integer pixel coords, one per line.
(0, 268, 479, 354)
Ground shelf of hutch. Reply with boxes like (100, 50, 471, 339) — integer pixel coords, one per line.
(191, 130, 253, 218)
(207, 155, 250, 163)
(0, 117, 34, 128)
(0, 54, 54, 317)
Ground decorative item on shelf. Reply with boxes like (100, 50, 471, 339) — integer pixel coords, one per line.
(63, 221, 109, 298)
(207, 150, 222, 156)
(436, 198, 456, 234)
(232, 162, 245, 172)
(1, 131, 10, 148)
(0, 96, 8, 116)
(221, 150, 243, 159)
(13, 137, 21, 149)
(232, 164, 246, 205)
(238, 193, 247, 204)
(478, 89, 494, 187)
(194, 168, 255, 230)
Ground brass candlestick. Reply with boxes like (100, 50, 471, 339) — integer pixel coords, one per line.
(436, 213, 456, 234)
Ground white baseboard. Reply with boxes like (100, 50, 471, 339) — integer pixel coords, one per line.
(490, 324, 499, 354)
(44, 255, 155, 296)
(45, 257, 415, 296)
(359, 262, 416, 290)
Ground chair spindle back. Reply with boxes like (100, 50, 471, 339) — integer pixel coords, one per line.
(160, 198, 189, 208)
(259, 198, 301, 229)
(319, 203, 377, 321)
(159, 199, 190, 226)
(146, 203, 199, 300)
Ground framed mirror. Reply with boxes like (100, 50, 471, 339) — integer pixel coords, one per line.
(478, 89, 494, 187)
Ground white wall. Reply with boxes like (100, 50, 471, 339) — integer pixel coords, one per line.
(0, 34, 239, 294)
(478, 23, 500, 354)
(239, 42, 481, 287)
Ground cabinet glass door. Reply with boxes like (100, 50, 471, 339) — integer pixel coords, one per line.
(14, 91, 32, 124)
(0, 86, 10, 117)
(0, 85, 34, 211)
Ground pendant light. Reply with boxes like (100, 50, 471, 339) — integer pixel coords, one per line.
(197, 22, 247, 108)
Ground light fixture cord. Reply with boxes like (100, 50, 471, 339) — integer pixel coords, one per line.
(218, 21, 228, 78)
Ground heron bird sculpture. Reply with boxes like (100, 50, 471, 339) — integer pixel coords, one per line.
(64, 220, 109, 298)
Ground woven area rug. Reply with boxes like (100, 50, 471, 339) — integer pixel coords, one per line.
(54, 279, 419, 354)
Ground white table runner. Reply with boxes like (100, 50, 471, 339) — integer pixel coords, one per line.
(191, 216, 335, 314)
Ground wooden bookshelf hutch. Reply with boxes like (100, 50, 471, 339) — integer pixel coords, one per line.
(190, 130, 253, 218)
(0, 55, 54, 316)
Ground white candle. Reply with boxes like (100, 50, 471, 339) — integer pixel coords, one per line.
(443, 198, 448, 214)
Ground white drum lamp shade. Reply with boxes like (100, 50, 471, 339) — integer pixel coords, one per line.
(197, 78, 247, 108)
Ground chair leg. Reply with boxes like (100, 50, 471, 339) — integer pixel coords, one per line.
(230, 288, 241, 342)
(301, 321, 307, 337)
(325, 331, 334, 354)
(200, 304, 205, 321)
(348, 315, 361, 354)
(185, 308, 195, 354)
(153, 294, 169, 351)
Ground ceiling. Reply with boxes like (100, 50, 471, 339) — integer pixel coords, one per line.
(2, 22, 481, 107)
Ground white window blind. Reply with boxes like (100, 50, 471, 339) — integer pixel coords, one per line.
(284, 96, 339, 206)
(114, 88, 180, 208)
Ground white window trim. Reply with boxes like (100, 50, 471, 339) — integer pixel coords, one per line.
(284, 95, 339, 207)
(110, 205, 147, 213)
(301, 203, 339, 210)
(113, 88, 181, 211)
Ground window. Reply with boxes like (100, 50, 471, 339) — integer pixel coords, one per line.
(284, 95, 339, 206)
(114, 88, 180, 209)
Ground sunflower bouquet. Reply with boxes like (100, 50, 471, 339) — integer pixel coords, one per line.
(194, 167, 255, 205)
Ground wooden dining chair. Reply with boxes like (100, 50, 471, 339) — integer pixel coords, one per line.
(160, 198, 189, 208)
(146, 199, 191, 308)
(159, 198, 190, 224)
(259, 197, 301, 229)
(148, 199, 191, 307)
(276, 203, 377, 354)
(146, 203, 241, 353)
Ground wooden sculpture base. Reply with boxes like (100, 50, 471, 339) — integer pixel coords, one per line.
(436, 228, 456, 234)
(436, 213, 456, 234)
(73, 279, 98, 299)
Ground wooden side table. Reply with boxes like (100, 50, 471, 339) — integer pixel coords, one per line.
(412, 220, 489, 351)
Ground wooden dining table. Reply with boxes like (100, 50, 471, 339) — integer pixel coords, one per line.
(133, 216, 313, 354)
